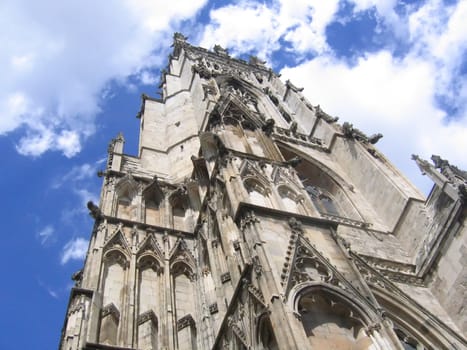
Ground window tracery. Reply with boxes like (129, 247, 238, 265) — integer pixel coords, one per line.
(297, 289, 373, 350)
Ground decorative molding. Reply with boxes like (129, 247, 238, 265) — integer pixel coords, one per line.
(136, 233, 165, 264)
(239, 211, 259, 231)
(227, 315, 249, 348)
(341, 121, 383, 144)
(101, 303, 120, 322)
(209, 302, 219, 314)
(138, 310, 158, 326)
(177, 314, 195, 331)
(221, 272, 231, 283)
(104, 225, 131, 254)
(242, 278, 266, 307)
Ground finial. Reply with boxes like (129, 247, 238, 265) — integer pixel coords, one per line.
(173, 32, 188, 43)
(213, 44, 229, 56)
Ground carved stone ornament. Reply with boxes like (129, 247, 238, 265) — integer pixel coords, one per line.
(104, 249, 130, 269)
(138, 310, 158, 326)
(173, 32, 188, 43)
(242, 278, 266, 306)
(101, 303, 120, 321)
(213, 44, 229, 56)
(288, 217, 303, 234)
(221, 272, 231, 283)
(87, 201, 102, 219)
(71, 269, 83, 287)
(192, 62, 212, 79)
(209, 302, 219, 314)
(249, 55, 266, 67)
(342, 121, 382, 144)
(286, 79, 304, 92)
(227, 315, 249, 347)
(240, 211, 259, 231)
(263, 86, 279, 105)
(315, 104, 339, 123)
(261, 118, 275, 136)
(252, 255, 263, 278)
(137, 234, 164, 262)
(177, 314, 195, 331)
(104, 228, 131, 255)
(138, 255, 163, 273)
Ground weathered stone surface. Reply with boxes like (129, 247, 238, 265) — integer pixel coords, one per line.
(59, 36, 467, 350)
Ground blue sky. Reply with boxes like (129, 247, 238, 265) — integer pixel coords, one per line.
(0, 0, 466, 348)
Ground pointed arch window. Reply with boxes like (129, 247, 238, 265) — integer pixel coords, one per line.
(143, 183, 164, 226)
(99, 249, 128, 346)
(171, 261, 197, 350)
(115, 178, 138, 220)
(244, 178, 270, 207)
(296, 289, 374, 349)
(278, 185, 305, 214)
(169, 190, 193, 232)
(137, 255, 161, 350)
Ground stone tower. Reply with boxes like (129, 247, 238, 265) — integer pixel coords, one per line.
(59, 34, 467, 350)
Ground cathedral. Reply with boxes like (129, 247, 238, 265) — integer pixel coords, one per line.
(59, 34, 467, 350)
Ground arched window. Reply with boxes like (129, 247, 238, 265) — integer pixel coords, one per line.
(137, 255, 161, 350)
(99, 250, 128, 346)
(372, 287, 451, 349)
(143, 182, 164, 226)
(278, 185, 304, 214)
(169, 192, 193, 232)
(277, 145, 361, 220)
(145, 198, 162, 226)
(115, 178, 138, 220)
(295, 288, 374, 350)
(172, 262, 197, 350)
(244, 178, 270, 207)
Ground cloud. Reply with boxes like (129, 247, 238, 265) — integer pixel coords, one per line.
(0, 0, 207, 157)
(75, 188, 100, 209)
(200, 0, 340, 60)
(52, 159, 105, 189)
(52, 159, 104, 223)
(61, 237, 89, 264)
(279, 0, 467, 192)
(37, 277, 59, 299)
(37, 225, 55, 245)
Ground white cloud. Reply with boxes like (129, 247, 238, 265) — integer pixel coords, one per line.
(0, 0, 207, 157)
(52, 159, 105, 189)
(37, 277, 59, 299)
(201, 2, 280, 59)
(61, 237, 89, 264)
(16, 126, 55, 157)
(51, 160, 103, 223)
(37, 225, 55, 245)
(16, 126, 82, 158)
(139, 71, 158, 86)
(200, 0, 340, 59)
(75, 188, 100, 209)
(280, 0, 467, 192)
(281, 0, 340, 54)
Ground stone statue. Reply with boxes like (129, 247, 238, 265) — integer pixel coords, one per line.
(87, 201, 102, 219)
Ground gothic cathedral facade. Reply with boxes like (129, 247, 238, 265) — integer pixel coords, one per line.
(59, 34, 467, 350)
